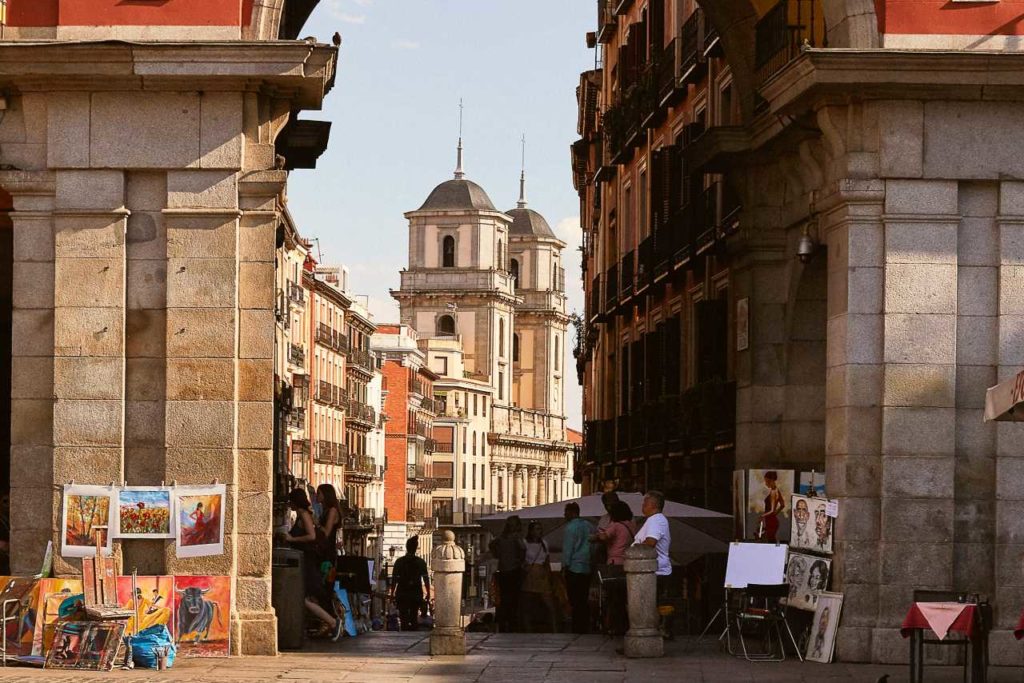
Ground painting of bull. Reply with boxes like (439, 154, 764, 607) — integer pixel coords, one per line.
(172, 576, 231, 657)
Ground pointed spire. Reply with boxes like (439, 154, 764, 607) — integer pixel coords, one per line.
(454, 99, 465, 180)
(517, 134, 527, 208)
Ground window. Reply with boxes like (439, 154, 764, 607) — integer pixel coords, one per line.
(472, 462, 477, 489)
(462, 462, 467, 489)
(498, 371, 505, 400)
(554, 335, 560, 371)
(437, 314, 455, 336)
(497, 239, 504, 271)
(482, 397, 487, 417)
(473, 394, 478, 416)
(510, 258, 519, 288)
(498, 318, 505, 357)
(513, 334, 520, 363)
(442, 235, 456, 267)
(435, 356, 448, 375)
(472, 431, 477, 455)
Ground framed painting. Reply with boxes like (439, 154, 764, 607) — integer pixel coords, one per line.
(173, 575, 231, 657)
(45, 621, 125, 671)
(784, 551, 831, 612)
(174, 485, 226, 559)
(790, 494, 834, 554)
(115, 575, 174, 638)
(60, 485, 115, 558)
(745, 469, 794, 543)
(798, 471, 826, 497)
(806, 591, 844, 663)
(115, 487, 174, 539)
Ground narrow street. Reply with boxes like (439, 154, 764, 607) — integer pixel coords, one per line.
(2, 633, 1022, 682)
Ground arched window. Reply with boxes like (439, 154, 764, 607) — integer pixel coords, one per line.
(442, 235, 455, 268)
(498, 318, 505, 357)
(513, 333, 520, 363)
(437, 314, 455, 336)
(510, 258, 519, 288)
(555, 334, 560, 371)
(497, 239, 504, 271)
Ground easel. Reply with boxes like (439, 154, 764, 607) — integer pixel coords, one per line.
(697, 587, 733, 643)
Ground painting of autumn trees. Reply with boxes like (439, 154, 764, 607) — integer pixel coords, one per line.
(64, 495, 110, 548)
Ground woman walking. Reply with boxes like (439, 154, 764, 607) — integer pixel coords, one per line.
(521, 521, 558, 632)
(598, 501, 636, 635)
(285, 488, 342, 640)
(489, 515, 525, 632)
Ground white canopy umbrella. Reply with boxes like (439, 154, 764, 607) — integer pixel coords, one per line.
(478, 492, 731, 567)
(984, 370, 1024, 422)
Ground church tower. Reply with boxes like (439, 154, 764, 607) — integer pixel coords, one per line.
(393, 138, 518, 406)
(505, 167, 569, 417)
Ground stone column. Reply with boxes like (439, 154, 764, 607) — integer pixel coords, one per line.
(430, 530, 466, 656)
(538, 468, 548, 505)
(490, 466, 499, 508)
(511, 466, 521, 510)
(624, 544, 662, 658)
(527, 467, 538, 508)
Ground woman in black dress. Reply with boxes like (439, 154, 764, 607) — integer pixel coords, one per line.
(287, 488, 342, 640)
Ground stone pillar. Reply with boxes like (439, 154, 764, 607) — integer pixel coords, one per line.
(624, 544, 662, 658)
(430, 530, 466, 656)
(511, 466, 522, 510)
(490, 466, 499, 507)
(538, 468, 548, 505)
(527, 467, 538, 508)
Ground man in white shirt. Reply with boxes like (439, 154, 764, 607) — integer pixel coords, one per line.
(634, 490, 673, 638)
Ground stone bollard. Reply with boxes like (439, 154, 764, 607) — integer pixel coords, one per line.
(430, 530, 466, 655)
(624, 543, 663, 658)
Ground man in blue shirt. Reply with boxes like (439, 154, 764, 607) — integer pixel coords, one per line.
(562, 502, 593, 634)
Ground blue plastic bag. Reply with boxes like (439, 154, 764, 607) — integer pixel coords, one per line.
(129, 625, 177, 669)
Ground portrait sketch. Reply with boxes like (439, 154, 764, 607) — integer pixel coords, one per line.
(790, 494, 834, 554)
(806, 591, 844, 663)
(785, 551, 831, 612)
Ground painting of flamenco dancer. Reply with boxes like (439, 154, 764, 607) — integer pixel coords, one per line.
(174, 485, 226, 558)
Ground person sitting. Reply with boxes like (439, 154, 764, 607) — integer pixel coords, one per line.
(633, 490, 673, 638)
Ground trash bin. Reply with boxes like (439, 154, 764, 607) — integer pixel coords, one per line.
(272, 547, 305, 651)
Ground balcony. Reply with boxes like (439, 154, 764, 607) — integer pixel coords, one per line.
(291, 439, 308, 457)
(424, 437, 437, 454)
(407, 421, 429, 438)
(408, 375, 428, 397)
(703, 13, 722, 57)
(613, 0, 632, 16)
(286, 407, 305, 431)
(406, 463, 426, 481)
(597, 0, 616, 44)
(316, 323, 333, 348)
(619, 251, 635, 304)
(755, 0, 825, 86)
(588, 274, 602, 323)
(637, 236, 654, 291)
(678, 9, 706, 87)
(315, 440, 341, 465)
(288, 343, 305, 368)
(605, 262, 618, 310)
(333, 331, 350, 354)
(695, 181, 742, 256)
(433, 440, 454, 453)
(288, 282, 305, 306)
(347, 400, 376, 427)
(347, 348, 375, 375)
(315, 380, 334, 405)
(345, 454, 377, 479)
(419, 396, 439, 414)
(683, 126, 752, 174)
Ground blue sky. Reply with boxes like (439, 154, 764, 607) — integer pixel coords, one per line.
(288, 0, 594, 428)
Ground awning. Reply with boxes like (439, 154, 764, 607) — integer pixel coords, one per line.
(984, 370, 1024, 422)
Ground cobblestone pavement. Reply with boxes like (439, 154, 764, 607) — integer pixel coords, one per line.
(1, 633, 1022, 682)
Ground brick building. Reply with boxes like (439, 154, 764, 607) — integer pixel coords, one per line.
(573, 0, 1024, 665)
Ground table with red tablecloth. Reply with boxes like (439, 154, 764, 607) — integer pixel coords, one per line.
(1014, 609, 1024, 640)
(901, 602, 988, 683)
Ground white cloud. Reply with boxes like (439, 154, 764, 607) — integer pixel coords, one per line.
(392, 40, 420, 50)
(352, 0, 373, 5)
(337, 12, 366, 24)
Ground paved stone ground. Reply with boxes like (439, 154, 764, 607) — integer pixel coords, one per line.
(1, 633, 1022, 682)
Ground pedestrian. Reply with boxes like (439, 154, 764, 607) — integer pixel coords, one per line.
(284, 488, 342, 640)
(561, 501, 593, 634)
(598, 500, 636, 634)
(520, 521, 557, 632)
(590, 491, 620, 567)
(596, 491, 620, 534)
(489, 515, 525, 632)
(316, 484, 343, 565)
(633, 490, 673, 637)
(388, 536, 431, 631)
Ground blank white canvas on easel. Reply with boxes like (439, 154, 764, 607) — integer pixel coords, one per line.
(724, 542, 788, 588)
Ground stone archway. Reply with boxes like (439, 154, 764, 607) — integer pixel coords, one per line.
(694, 0, 880, 120)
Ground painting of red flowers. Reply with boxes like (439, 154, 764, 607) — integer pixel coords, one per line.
(115, 488, 173, 539)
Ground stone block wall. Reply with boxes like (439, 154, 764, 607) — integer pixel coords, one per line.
(0, 58, 314, 654)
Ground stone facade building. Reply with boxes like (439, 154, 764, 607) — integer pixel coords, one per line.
(573, 0, 1024, 665)
(0, 0, 333, 655)
(392, 145, 579, 518)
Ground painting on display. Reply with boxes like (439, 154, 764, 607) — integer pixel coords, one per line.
(44, 621, 125, 671)
(745, 469, 795, 543)
(0, 577, 35, 648)
(174, 485, 226, 558)
(115, 487, 174, 539)
(61, 485, 115, 558)
(806, 591, 844, 663)
(732, 470, 745, 540)
(115, 576, 175, 638)
(29, 578, 84, 656)
(784, 551, 831, 612)
(790, 494, 834, 554)
(172, 575, 231, 657)
(798, 471, 826, 497)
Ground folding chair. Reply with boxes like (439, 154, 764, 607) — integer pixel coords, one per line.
(728, 583, 803, 662)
